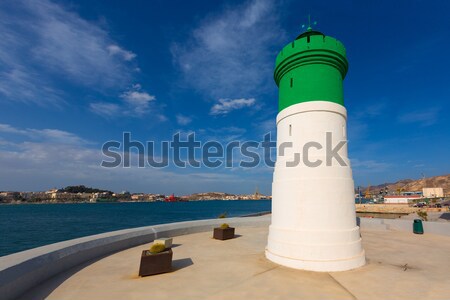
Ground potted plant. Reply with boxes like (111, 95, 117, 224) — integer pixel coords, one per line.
(138, 243, 173, 277)
(153, 237, 173, 248)
(213, 223, 235, 240)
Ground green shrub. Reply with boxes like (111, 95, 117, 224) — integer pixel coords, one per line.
(149, 243, 166, 254)
(220, 223, 230, 229)
(417, 211, 428, 221)
(218, 212, 227, 218)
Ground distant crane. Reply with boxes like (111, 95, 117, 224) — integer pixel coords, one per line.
(364, 185, 371, 199)
(253, 186, 261, 200)
(357, 186, 362, 204)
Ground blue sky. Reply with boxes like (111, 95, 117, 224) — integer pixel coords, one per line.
(0, 0, 449, 195)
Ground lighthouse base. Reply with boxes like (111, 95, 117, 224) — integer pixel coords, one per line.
(265, 248, 366, 272)
(265, 224, 366, 272)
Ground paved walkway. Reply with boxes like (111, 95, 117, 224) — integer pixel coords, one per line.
(20, 226, 450, 300)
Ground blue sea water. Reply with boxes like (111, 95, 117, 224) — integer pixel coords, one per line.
(0, 200, 271, 257)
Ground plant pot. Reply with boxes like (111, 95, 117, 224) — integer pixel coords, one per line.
(213, 227, 235, 240)
(139, 249, 173, 277)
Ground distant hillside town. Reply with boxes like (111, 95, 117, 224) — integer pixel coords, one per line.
(356, 174, 450, 204)
(1, 174, 449, 205)
(0, 185, 270, 204)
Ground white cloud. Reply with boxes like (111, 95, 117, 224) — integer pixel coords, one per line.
(0, 131, 249, 193)
(398, 108, 438, 126)
(172, 0, 285, 98)
(89, 102, 121, 117)
(257, 119, 276, 135)
(0, 124, 27, 134)
(0, 144, 245, 193)
(107, 45, 136, 61)
(89, 84, 159, 118)
(121, 91, 155, 105)
(351, 158, 391, 172)
(30, 129, 87, 144)
(354, 102, 387, 118)
(195, 126, 247, 143)
(0, 123, 87, 145)
(210, 98, 256, 115)
(0, 0, 138, 104)
(120, 84, 156, 116)
(176, 114, 192, 126)
(157, 114, 169, 122)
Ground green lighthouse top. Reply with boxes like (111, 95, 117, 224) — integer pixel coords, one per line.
(274, 23, 349, 112)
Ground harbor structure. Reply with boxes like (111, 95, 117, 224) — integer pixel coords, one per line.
(422, 187, 444, 198)
(266, 24, 366, 271)
(384, 195, 422, 204)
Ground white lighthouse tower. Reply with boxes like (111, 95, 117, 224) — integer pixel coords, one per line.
(265, 26, 366, 272)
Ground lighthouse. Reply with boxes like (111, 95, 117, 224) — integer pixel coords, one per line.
(265, 25, 366, 272)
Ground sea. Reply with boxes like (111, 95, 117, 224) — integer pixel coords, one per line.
(0, 200, 271, 257)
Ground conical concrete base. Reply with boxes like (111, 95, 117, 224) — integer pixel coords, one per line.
(266, 102, 366, 272)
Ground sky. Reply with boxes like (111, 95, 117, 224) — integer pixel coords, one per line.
(0, 0, 449, 195)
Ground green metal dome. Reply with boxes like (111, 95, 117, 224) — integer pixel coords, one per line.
(295, 29, 324, 40)
(274, 29, 348, 112)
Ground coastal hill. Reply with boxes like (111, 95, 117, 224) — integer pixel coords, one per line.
(61, 185, 112, 194)
(186, 192, 267, 201)
(187, 192, 233, 201)
(365, 174, 450, 194)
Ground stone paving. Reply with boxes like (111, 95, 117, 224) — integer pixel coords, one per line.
(19, 225, 450, 300)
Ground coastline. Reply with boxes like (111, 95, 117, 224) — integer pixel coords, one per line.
(0, 198, 268, 205)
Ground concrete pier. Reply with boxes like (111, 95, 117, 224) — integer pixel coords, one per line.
(16, 220, 450, 300)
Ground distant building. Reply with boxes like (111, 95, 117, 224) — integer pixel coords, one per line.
(422, 187, 444, 198)
(384, 195, 422, 204)
(46, 188, 59, 194)
(92, 192, 111, 201)
(400, 191, 422, 196)
(50, 192, 73, 201)
(0, 191, 20, 201)
(131, 194, 144, 201)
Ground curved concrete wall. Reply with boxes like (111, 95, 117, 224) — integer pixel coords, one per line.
(0, 215, 449, 300)
(0, 216, 270, 300)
